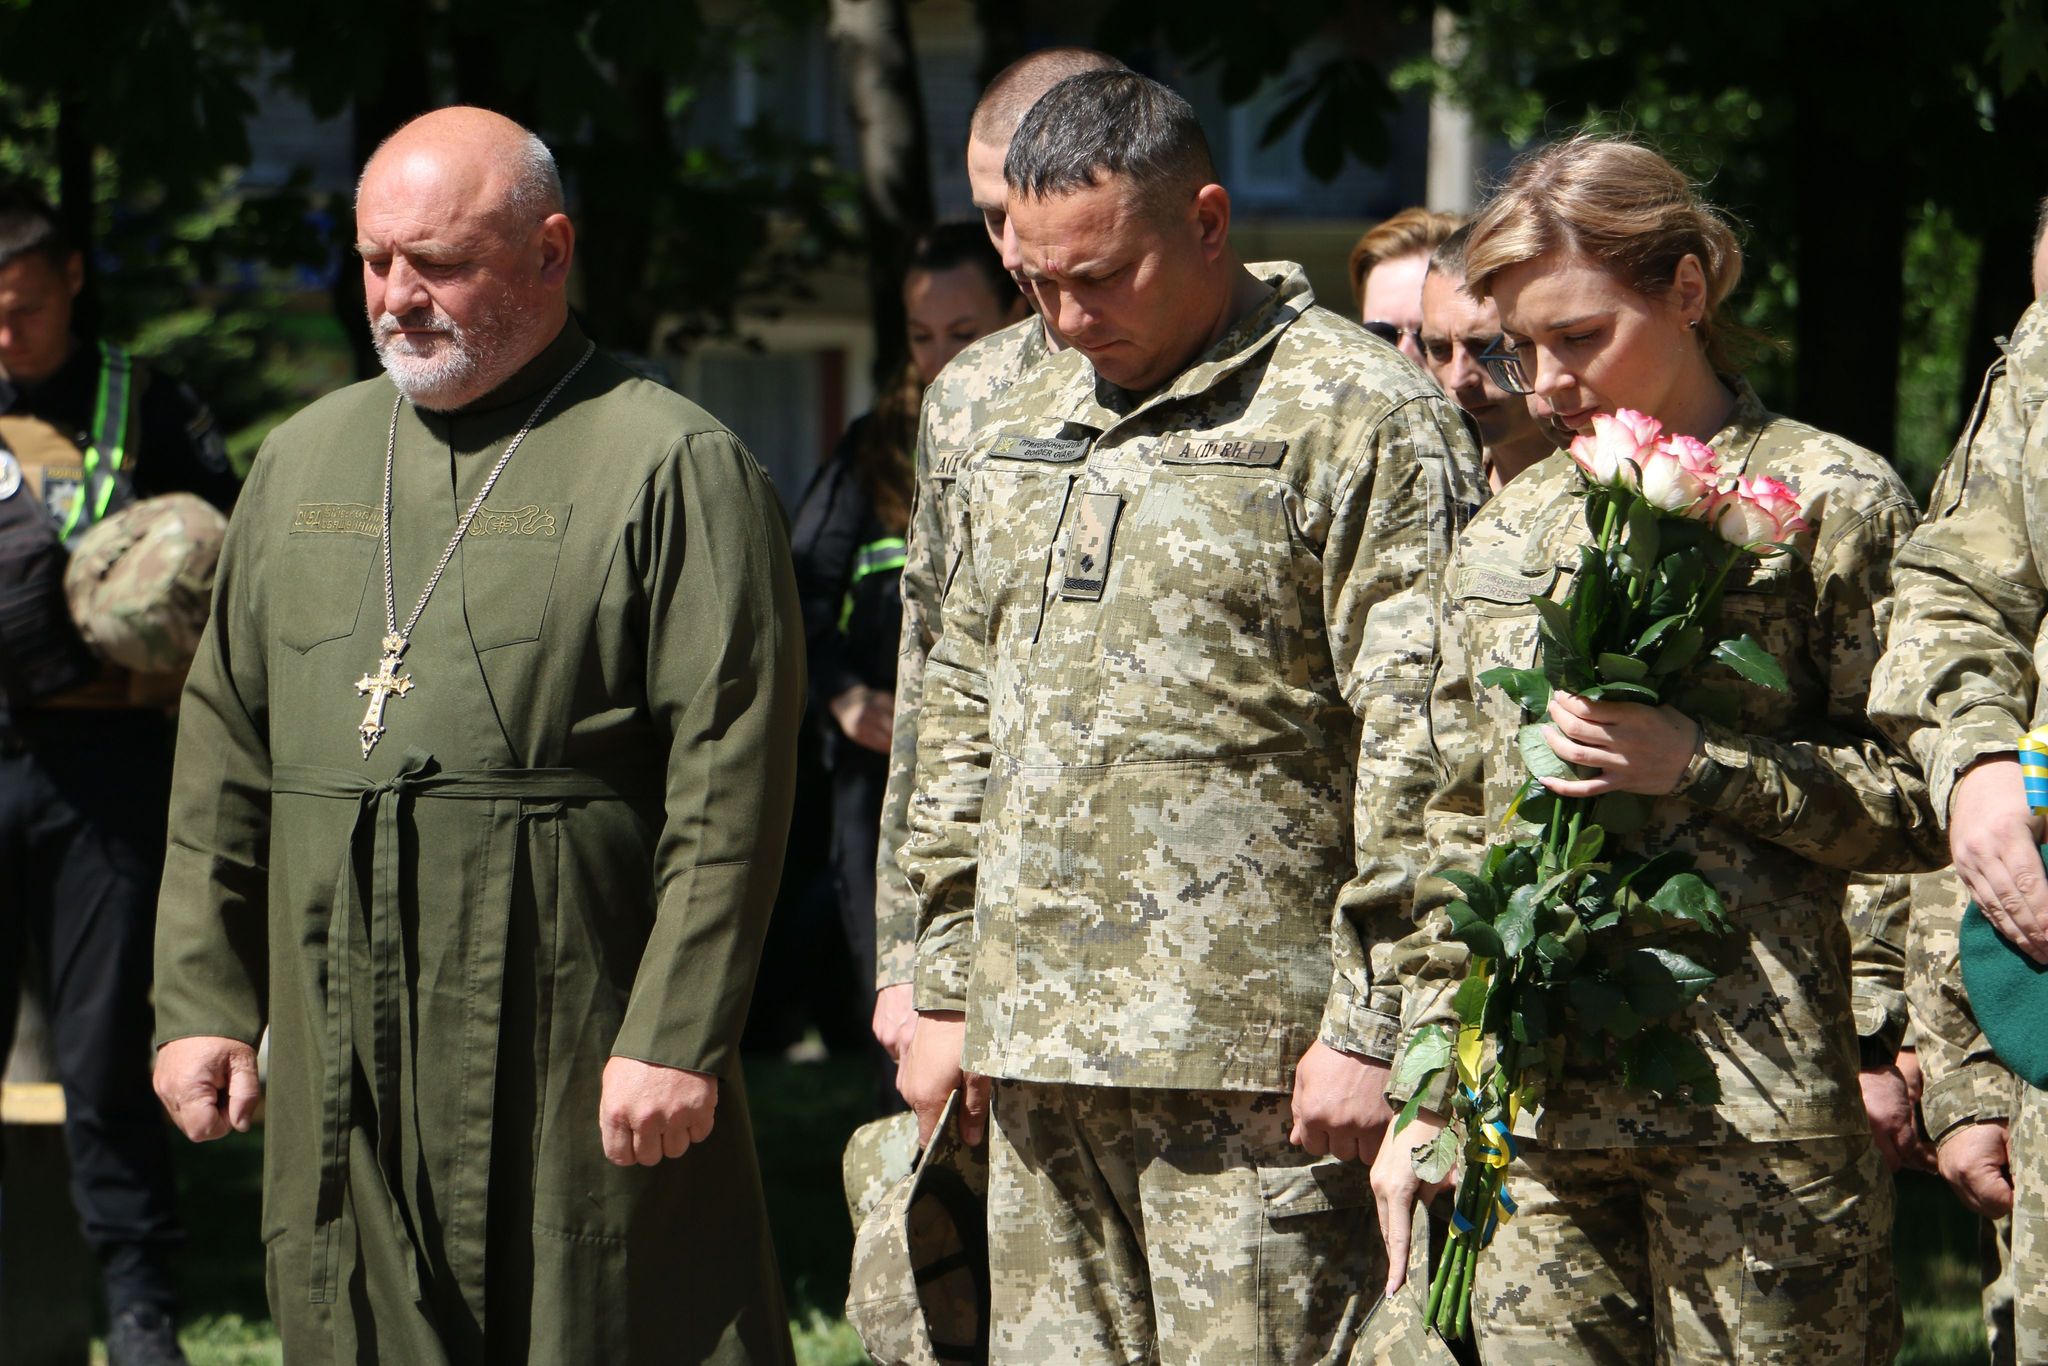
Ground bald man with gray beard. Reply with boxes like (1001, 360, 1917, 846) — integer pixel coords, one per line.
(150, 107, 803, 1363)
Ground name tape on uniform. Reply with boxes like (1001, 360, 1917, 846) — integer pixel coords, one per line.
(1158, 436, 1288, 467)
(988, 435, 1089, 464)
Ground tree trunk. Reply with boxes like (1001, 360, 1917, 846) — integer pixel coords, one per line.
(570, 73, 669, 351)
(827, 0, 935, 387)
(55, 96, 97, 337)
(334, 42, 437, 380)
(1789, 39, 1904, 454)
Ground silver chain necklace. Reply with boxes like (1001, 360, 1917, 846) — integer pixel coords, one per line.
(353, 340, 595, 759)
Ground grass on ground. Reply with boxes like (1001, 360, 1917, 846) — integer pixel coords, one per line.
(54, 1056, 1992, 1364)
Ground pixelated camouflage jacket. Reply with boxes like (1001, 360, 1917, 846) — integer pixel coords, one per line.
(902, 262, 1484, 1091)
(1872, 299, 2048, 823)
(1389, 383, 1940, 1147)
(1845, 873, 1910, 1058)
(875, 316, 1052, 989)
(1906, 868, 2021, 1142)
(1867, 311, 2048, 1137)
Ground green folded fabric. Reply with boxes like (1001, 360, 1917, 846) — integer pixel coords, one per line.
(1961, 849, 2048, 1090)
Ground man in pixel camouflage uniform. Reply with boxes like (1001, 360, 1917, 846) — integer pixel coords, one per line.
(1873, 295, 2048, 1363)
(871, 45, 1123, 1063)
(1907, 869, 2020, 1362)
(895, 69, 1482, 1361)
(1886, 215, 2048, 1365)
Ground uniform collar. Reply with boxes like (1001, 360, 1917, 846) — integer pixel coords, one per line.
(1704, 377, 1775, 475)
(1038, 261, 1315, 438)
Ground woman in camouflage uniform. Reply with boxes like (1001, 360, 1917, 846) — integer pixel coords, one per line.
(1371, 135, 1941, 1363)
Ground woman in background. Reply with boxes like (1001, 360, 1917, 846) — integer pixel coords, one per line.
(1347, 205, 1462, 366)
(789, 222, 1024, 1104)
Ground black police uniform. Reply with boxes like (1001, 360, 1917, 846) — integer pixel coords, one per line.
(789, 419, 907, 1053)
(0, 337, 236, 1318)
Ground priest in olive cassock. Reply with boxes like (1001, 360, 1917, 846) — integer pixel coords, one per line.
(149, 107, 803, 1363)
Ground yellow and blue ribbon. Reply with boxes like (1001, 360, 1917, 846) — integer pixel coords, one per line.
(1452, 1087, 1522, 1246)
(2021, 725, 2048, 810)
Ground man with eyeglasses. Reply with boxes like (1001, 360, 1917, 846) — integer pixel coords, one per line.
(1417, 225, 1557, 493)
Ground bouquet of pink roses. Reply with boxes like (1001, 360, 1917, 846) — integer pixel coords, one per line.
(1392, 409, 1809, 1339)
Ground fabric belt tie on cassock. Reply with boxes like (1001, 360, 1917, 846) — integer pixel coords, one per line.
(271, 749, 647, 1306)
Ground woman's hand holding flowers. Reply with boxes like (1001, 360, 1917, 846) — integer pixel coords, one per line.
(1539, 691, 1700, 798)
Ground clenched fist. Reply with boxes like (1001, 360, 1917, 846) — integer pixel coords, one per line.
(154, 1036, 261, 1142)
(600, 1057, 718, 1166)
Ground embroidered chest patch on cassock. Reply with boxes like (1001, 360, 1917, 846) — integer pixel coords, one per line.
(290, 503, 380, 537)
(466, 504, 560, 538)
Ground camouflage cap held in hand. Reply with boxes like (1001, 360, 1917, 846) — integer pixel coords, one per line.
(843, 1090, 990, 1366)
(63, 492, 227, 673)
(1352, 1199, 1463, 1366)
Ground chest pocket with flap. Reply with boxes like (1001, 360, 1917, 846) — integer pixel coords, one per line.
(458, 501, 572, 652)
(278, 504, 378, 652)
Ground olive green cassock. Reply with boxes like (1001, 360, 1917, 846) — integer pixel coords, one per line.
(154, 323, 802, 1363)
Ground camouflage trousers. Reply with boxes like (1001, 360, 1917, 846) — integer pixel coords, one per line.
(986, 1080, 1382, 1365)
(1982, 1208, 2014, 1366)
(1470, 1134, 1898, 1365)
(2010, 1082, 2048, 1362)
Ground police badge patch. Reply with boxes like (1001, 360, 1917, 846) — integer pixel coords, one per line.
(42, 473, 84, 526)
(0, 451, 19, 501)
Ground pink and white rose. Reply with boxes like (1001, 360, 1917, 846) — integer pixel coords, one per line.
(1568, 409, 1661, 489)
(1639, 433, 1719, 512)
(1712, 474, 1810, 548)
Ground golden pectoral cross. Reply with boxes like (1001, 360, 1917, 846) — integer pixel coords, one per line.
(355, 634, 415, 760)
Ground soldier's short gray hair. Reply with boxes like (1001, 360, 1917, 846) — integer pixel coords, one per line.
(1003, 70, 1216, 218)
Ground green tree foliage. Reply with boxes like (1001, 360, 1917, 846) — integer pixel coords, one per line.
(0, 0, 860, 451)
(1098, 0, 1412, 177)
(231, 0, 859, 367)
(1440, 0, 2048, 471)
(1109, 0, 2048, 476)
(0, 4, 327, 446)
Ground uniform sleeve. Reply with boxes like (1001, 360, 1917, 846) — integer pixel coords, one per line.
(154, 450, 274, 1047)
(1318, 394, 1480, 1060)
(1871, 351, 2046, 821)
(1908, 868, 2024, 1143)
(902, 469, 992, 1014)
(1381, 563, 1490, 1107)
(1673, 495, 1942, 871)
(137, 370, 241, 513)
(610, 431, 806, 1076)
(788, 442, 866, 712)
(1843, 874, 1909, 1057)
(874, 392, 950, 988)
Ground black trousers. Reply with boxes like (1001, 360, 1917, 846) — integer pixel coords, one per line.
(0, 707, 183, 1311)
(829, 743, 905, 1114)
(829, 744, 888, 1004)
